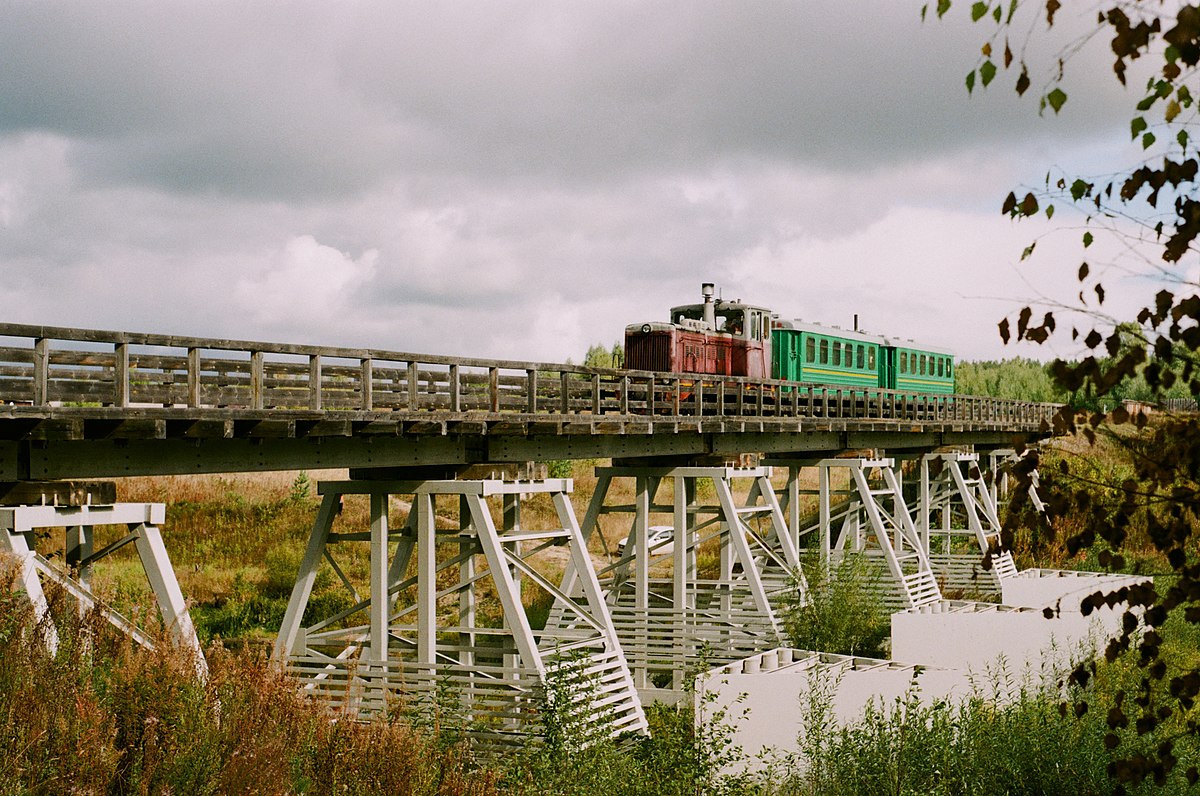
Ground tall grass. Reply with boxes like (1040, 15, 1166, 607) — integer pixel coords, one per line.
(0, 560, 500, 796)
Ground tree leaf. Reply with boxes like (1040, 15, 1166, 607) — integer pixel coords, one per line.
(980, 59, 997, 87)
(1020, 192, 1038, 215)
(1166, 99, 1182, 122)
(1022, 242, 1037, 260)
(1070, 179, 1091, 200)
(1002, 191, 1017, 214)
(1046, 0, 1061, 26)
(1046, 87, 1068, 113)
(971, 1, 988, 22)
(966, 69, 976, 94)
(1131, 116, 1148, 139)
(1046, 204, 1055, 219)
(1078, 261, 1089, 281)
(1179, 129, 1190, 149)
(1083, 231, 1094, 247)
(1143, 132, 1157, 149)
(1015, 65, 1030, 96)
(937, 0, 952, 19)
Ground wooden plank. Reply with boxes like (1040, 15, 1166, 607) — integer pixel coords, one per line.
(0, 480, 117, 506)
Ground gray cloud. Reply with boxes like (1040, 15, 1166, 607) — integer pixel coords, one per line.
(0, 1, 1159, 365)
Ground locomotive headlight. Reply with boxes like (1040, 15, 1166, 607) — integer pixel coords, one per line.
(642, 323, 652, 333)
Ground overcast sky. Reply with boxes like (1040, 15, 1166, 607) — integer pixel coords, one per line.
(0, 1, 1171, 363)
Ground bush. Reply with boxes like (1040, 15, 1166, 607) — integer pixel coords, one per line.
(783, 553, 890, 657)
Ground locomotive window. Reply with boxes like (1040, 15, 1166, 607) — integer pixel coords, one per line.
(831, 341, 839, 366)
(856, 345, 864, 369)
(938, 358, 944, 377)
(900, 352, 907, 373)
(868, 348, 876, 369)
(819, 339, 828, 364)
(806, 337, 815, 362)
(750, 313, 760, 340)
(921, 355, 928, 375)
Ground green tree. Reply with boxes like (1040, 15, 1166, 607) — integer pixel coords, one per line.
(932, 1, 1200, 788)
(581, 341, 623, 370)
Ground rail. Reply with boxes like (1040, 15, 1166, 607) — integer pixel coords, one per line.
(0, 323, 1059, 428)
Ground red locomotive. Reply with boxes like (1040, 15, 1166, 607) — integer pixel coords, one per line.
(624, 283, 774, 377)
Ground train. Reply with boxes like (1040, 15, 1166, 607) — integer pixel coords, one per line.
(624, 283, 955, 394)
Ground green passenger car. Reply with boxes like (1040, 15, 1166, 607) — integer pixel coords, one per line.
(883, 339, 955, 394)
(772, 321, 956, 395)
(772, 322, 886, 389)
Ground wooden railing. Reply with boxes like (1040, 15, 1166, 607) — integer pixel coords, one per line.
(0, 323, 1059, 428)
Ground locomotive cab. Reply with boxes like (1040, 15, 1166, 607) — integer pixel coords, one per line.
(625, 283, 773, 377)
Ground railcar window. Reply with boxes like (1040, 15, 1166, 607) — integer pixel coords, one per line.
(820, 339, 828, 364)
(806, 337, 815, 362)
(856, 345, 864, 369)
(921, 355, 928, 375)
(868, 348, 876, 369)
(833, 341, 841, 366)
(900, 352, 907, 373)
(938, 358, 944, 377)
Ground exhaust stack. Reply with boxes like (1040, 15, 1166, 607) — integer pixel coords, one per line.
(701, 282, 716, 328)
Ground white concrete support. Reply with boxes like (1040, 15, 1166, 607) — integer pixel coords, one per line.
(817, 458, 941, 610)
(919, 452, 1018, 585)
(132, 523, 207, 677)
(276, 478, 646, 747)
(555, 465, 804, 701)
(1, 503, 204, 676)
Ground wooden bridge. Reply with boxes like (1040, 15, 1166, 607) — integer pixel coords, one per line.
(0, 323, 1058, 480)
(0, 322, 1064, 745)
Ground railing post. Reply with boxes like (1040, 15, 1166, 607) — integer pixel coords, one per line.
(694, 378, 704, 416)
(619, 375, 630, 414)
(449, 364, 460, 412)
(114, 342, 129, 408)
(250, 351, 265, 409)
(528, 368, 539, 413)
(32, 337, 49, 406)
(361, 358, 374, 411)
(490, 367, 500, 412)
(592, 373, 600, 414)
(309, 354, 322, 411)
(647, 375, 655, 415)
(407, 362, 419, 410)
(561, 372, 570, 414)
(187, 347, 201, 408)
(673, 376, 681, 415)
(717, 378, 726, 416)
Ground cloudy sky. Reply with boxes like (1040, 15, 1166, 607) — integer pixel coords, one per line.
(0, 1, 1170, 363)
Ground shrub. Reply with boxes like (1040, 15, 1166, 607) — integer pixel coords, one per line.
(782, 553, 890, 657)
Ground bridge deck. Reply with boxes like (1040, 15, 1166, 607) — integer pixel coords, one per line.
(0, 323, 1060, 479)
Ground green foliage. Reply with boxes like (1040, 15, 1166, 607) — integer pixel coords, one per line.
(581, 341, 624, 370)
(782, 555, 890, 658)
(545, 459, 574, 479)
(955, 357, 1067, 403)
